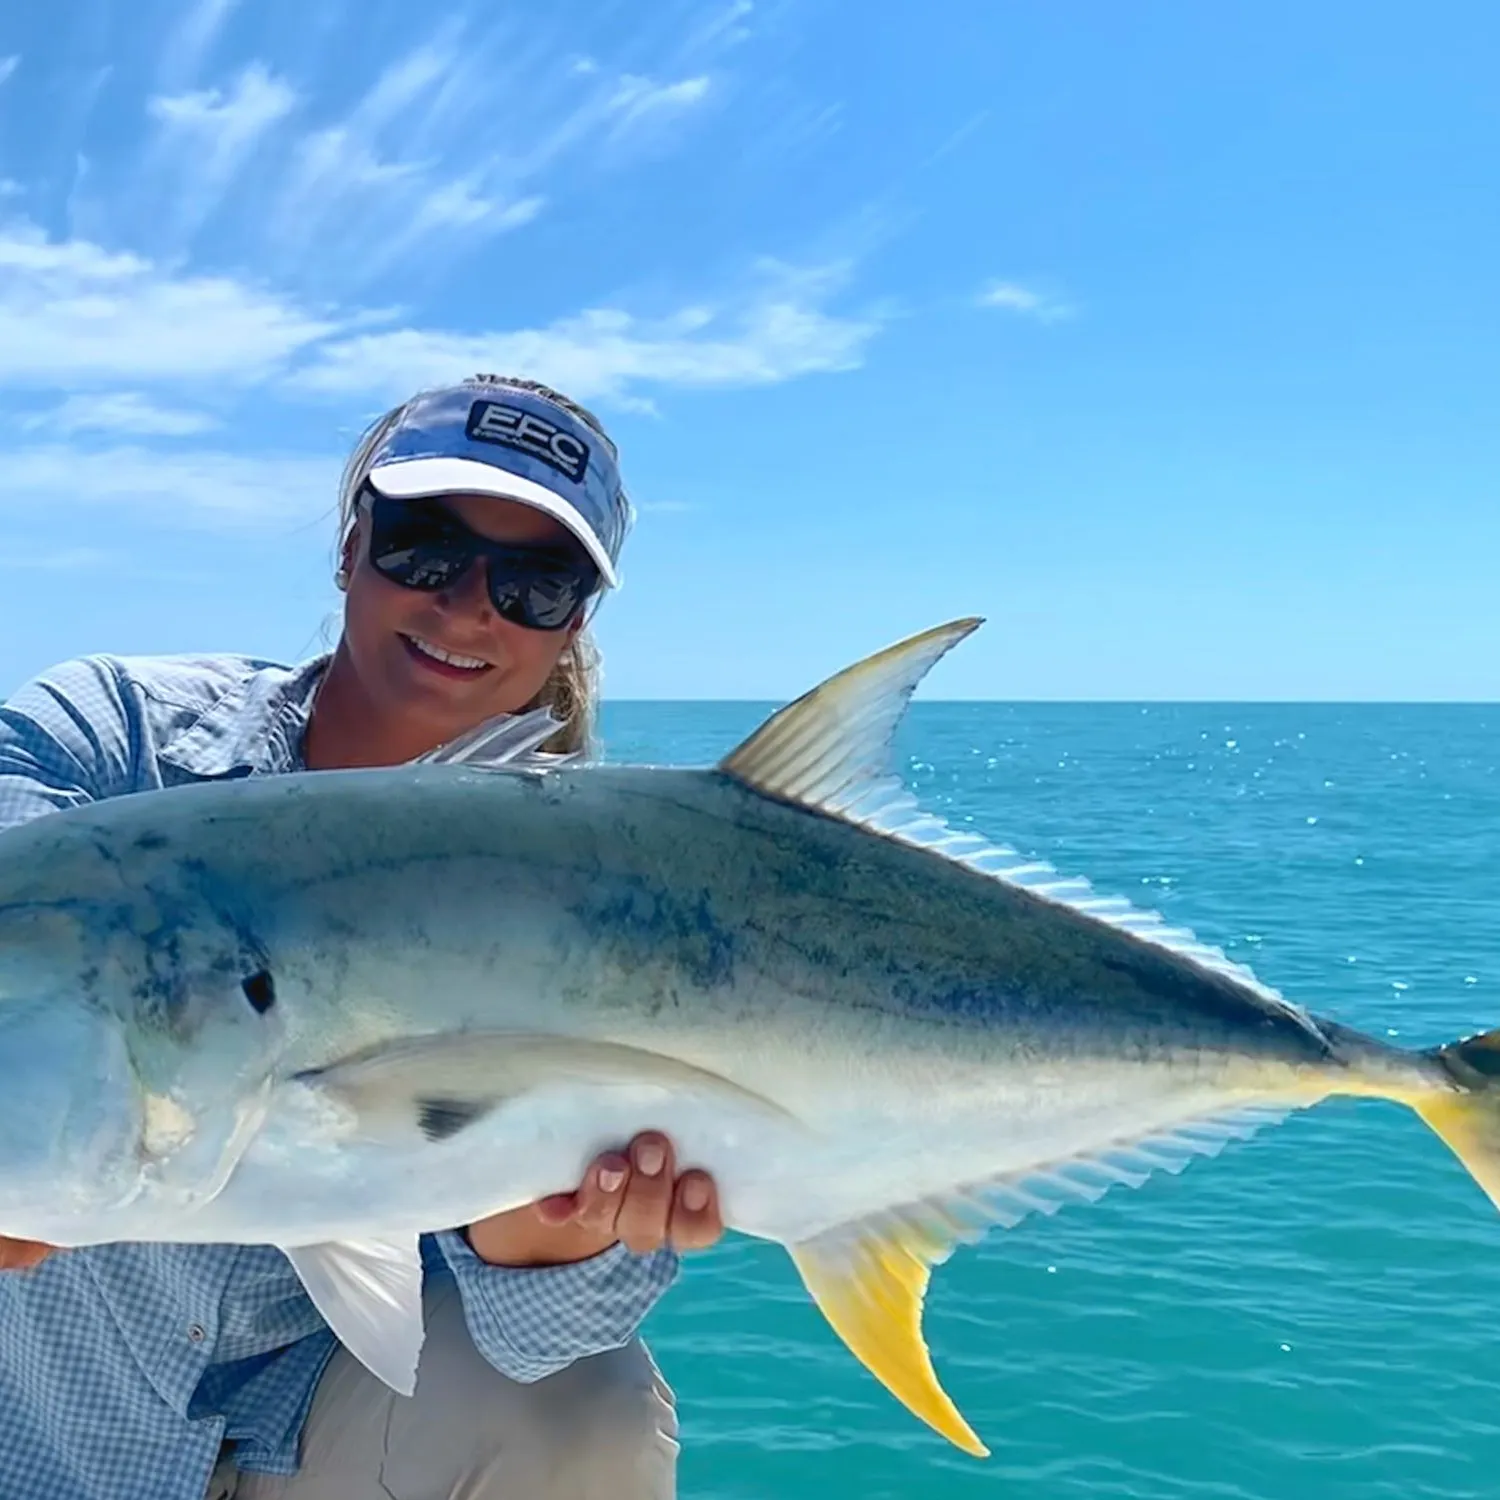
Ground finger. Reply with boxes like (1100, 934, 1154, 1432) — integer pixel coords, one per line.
(571, 1153, 631, 1238)
(668, 1170, 724, 1252)
(532, 1192, 581, 1227)
(615, 1133, 675, 1255)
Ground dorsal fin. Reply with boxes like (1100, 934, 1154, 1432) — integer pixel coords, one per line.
(719, 618, 981, 808)
(719, 618, 1310, 1021)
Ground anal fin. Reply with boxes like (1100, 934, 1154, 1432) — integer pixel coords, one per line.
(789, 1219, 988, 1458)
(786, 1101, 1298, 1458)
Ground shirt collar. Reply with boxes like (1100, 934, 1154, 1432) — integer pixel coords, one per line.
(158, 656, 330, 779)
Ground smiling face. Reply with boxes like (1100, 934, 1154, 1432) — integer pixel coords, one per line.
(314, 492, 589, 767)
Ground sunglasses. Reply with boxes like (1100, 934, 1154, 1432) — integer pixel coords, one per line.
(361, 490, 601, 632)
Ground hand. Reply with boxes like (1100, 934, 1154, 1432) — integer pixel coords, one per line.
(0, 1237, 53, 1272)
(465, 1131, 724, 1268)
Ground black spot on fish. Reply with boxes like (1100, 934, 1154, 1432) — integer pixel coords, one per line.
(417, 1097, 488, 1142)
(241, 969, 276, 1015)
(134, 831, 169, 852)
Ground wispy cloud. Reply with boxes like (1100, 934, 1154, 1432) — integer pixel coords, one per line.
(977, 280, 1076, 322)
(351, 184, 545, 287)
(262, 31, 550, 286)
(0, 211, 878, 413)
(608, 74, 713, 138)
(22, 392, 219, 437)
(158, 0, 241, 90)
(2, 445, 339, 531)
(0, 56, 18, 87)
(147, 63, 298, 243)
(924, 109, 989, 168)
(0, 215, 879, 539)
(741, 99, 843, 165)
(0, 8, 888, 546)
(25, 10, 759, 296)
(411, 183, 542, 234)
(247, 22, 731, 290)
(686, 0, 755, 55)
(0, 222, 340, 384)
(289, 263, 881, 405)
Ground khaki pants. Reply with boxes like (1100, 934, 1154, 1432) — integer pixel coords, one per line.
(208, 1281, 679, 1499)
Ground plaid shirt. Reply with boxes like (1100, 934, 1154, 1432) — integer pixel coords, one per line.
(0, 652, 679, 1500)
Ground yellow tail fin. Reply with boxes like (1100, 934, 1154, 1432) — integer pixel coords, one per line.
(1417, 1028, 1500, 1208)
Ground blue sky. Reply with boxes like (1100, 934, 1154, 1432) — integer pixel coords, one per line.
(0, 0, 1495, 700)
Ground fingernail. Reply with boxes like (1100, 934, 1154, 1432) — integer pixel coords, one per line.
(635, 1141, 665, 1177)
(682, 1178, 710, 1212)
(598, 1165, 626, 1193)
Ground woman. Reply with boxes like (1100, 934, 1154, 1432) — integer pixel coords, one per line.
(0, 375, 724, 1500)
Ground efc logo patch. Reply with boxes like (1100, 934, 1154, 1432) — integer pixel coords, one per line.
(466, 400, 590, 484)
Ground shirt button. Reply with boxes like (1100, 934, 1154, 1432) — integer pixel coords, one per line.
(187, 1323, 207, 1344)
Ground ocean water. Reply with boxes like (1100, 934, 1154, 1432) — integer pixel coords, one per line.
(598, 701, 1500, 1500)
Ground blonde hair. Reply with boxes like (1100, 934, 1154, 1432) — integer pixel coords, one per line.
(335, 375, 618, 757)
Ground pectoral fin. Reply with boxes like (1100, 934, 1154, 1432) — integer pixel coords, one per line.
(283, 1236, 425, 1396)
(412, 706, 574, 769)
(789, 1217, 988, 1459)
(296, 1031, 794, 1146)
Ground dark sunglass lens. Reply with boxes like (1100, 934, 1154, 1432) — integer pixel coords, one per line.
(368, 499, 473, 591)
(366, 495, 598, 624)
(488, 561, 593, 630)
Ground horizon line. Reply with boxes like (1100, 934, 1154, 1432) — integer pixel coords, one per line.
(602, 696, 1500, 707)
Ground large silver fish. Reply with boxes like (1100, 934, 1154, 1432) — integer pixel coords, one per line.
(1, 619, 1497, 1457)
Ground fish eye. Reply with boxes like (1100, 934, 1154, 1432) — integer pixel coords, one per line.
(240, 970, 276, 1015)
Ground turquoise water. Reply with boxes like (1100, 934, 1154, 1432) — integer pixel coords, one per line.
(599, 701, 1500, 1499)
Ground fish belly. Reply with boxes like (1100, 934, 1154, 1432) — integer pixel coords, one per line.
(104, 1055, 1270, 1253)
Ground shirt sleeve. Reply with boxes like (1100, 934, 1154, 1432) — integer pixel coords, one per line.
(432, 1229, 680, 1383)
(0, 657, 136, 831)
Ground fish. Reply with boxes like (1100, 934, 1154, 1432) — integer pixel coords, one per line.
(1, 617, 1498, 1460)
